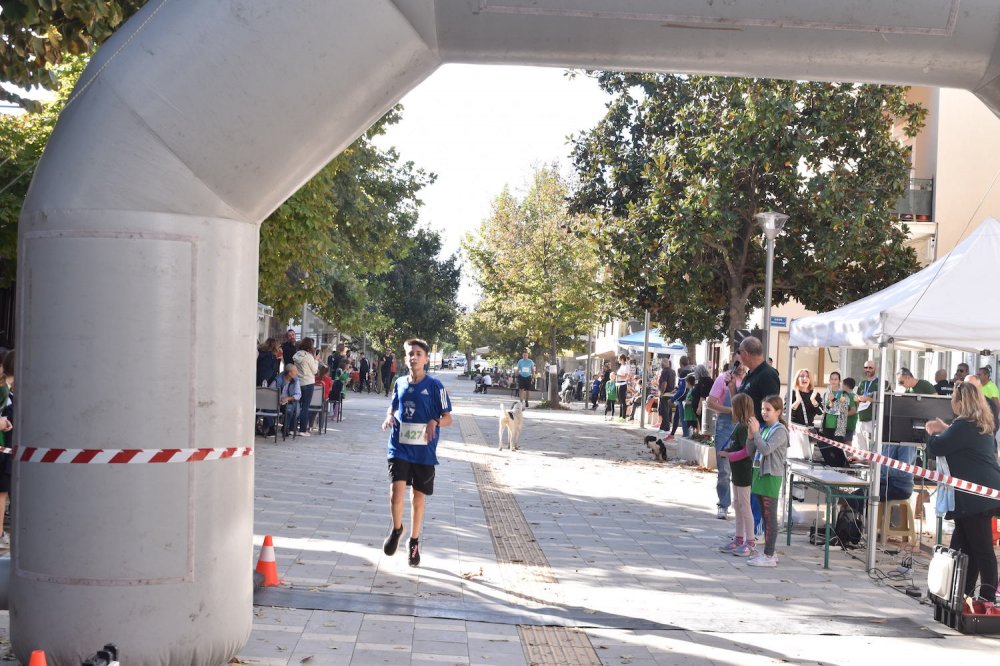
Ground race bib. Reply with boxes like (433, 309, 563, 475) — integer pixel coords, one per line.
(399, 422, 429, 445)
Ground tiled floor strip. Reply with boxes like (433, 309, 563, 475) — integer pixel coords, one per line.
(457, 414, 601, 665)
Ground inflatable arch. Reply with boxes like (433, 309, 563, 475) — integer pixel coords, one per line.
(13, 1, 1000, 663)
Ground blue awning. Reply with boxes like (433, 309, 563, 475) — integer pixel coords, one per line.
(617, 329, 686, 352)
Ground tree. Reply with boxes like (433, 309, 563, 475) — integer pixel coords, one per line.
(364, 227, 461, 352)
(0, 0, 145, 109)
(0, 55, 87, 287)
(258, 107, 435, 325)
(569, 73, 925, 348)
(464, 165, 604, 402)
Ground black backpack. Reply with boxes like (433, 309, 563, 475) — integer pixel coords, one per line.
(834, 506, 863, 547)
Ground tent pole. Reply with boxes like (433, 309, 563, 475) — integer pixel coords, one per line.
(781, 345, 797, 526)
(640, 311, 650, 428)
(784, 343, 797, 424)
(866, 339, 889, 571)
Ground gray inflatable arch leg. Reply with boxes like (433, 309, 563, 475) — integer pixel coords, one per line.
(12, 1, 438, 664)
(15, 0, 1000, 663)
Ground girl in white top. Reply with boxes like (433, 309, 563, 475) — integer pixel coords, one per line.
(614, 354, 634, 420)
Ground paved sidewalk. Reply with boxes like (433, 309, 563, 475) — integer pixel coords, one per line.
(240, 373, 998, 665)
(2, 373, 990, 664)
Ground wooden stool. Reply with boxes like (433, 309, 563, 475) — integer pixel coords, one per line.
(877, 499, 916, 545)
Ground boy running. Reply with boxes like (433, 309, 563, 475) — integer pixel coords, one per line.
(381, 338, 453, 566)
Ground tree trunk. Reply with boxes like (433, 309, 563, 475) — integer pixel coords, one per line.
(686, 342, 698, 364)
(727, 285, 748, 355)
(549, 325, 559, 404)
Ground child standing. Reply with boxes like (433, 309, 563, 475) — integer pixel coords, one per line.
(717, 393, 756, 556)
(683, 374, 699, 435)
(604, 379, 618, 420)
(589, 374, 601, 410)
(745, 394, 789, 567)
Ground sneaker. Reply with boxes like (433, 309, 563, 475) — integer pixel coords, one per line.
(299, 431, 311, 437)
(719, 540, 741, 554)
(0, 533, 9, 549)
(717, 507, 728, 520)
(408, 539, 421, 567)
(747, 553, 778, 567)
(382, 526, 403, 556)
(732, 543, 755, 557)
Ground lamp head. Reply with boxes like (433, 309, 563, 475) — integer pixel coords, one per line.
(755, 211, 789, 240)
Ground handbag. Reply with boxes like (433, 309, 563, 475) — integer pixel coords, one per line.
(934, 457, 955, 515)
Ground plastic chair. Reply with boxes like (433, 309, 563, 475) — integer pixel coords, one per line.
(255, 387, 279, 444)
(329, 395, 343, 423)
(309, 387, 327, 434)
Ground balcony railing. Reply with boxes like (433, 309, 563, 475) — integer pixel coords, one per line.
(893, 177, 933, 221)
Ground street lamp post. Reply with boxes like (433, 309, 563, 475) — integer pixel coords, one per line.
(754, 212, 788, 356)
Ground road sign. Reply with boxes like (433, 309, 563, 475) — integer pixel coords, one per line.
(770, 316, 788, 327)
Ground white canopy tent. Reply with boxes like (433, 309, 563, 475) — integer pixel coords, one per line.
(789, 218, 1000, 352)
(787, 218, 1000, 569)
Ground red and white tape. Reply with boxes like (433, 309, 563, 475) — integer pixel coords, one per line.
(11, 446, 253, 464)
(790, 423, 1000, 500)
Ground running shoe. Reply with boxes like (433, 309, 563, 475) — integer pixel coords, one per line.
(408, 539, 421, 567)
(382, 526, 403, 556)
(719, 540, 741, 554)
(747, 553, 778, 567)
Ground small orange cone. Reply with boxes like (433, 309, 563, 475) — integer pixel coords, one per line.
(255, 535, 281, 586)
(28, 650, 47, 666)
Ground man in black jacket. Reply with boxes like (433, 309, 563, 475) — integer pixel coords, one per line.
(358, 353, 371, 393)
(736, 337, 780, 423)
(657, 358, 676, 432)
(280, 329, 297, 368)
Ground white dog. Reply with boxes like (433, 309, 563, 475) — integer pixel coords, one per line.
(498, 401, 524, 451)
(560, 376, 575, 404)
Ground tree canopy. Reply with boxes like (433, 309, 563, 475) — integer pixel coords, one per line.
(0, 0, 145, 109)
(569, 73, 926, 347)
(257, 106, 437, 329)
(0, 54, 86, 287)
(464, 165, 603, 400)
(363, 227, 461, 353)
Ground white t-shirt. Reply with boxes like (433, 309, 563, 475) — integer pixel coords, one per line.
(616, 363, 634, 385)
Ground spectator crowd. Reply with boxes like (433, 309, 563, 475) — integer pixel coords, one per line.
(255, 329, 402, 437)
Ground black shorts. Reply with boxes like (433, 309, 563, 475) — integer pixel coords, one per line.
(517, 376, 532, 390)
(387, 457, 435, 495)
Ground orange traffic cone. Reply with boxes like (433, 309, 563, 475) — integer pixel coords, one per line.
(255, 535, 281, 586)
(28, 650, 47, 666)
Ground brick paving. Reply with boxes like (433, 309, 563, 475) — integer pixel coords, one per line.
(237, 373, 999, 664)
(0, 372, 996, 664)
